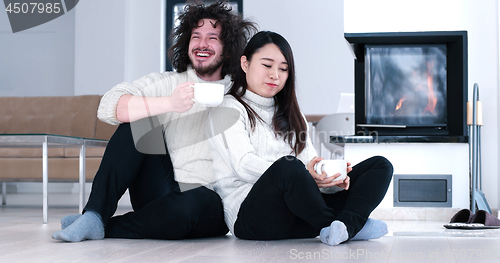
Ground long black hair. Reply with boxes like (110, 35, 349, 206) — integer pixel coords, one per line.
(229, 31, 307, 155)
(168, 1, 257, 79)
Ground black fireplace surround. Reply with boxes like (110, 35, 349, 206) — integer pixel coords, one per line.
(344, 31, 468, 143)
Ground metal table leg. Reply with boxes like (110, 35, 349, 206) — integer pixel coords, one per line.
(79, 143, 86, 213)
(2, 182, 6, 205)
(42, 136, 48, 224)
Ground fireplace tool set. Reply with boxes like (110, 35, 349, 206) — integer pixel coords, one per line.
(468, 83, 491, 214)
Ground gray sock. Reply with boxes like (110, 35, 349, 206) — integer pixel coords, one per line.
(351, 218, 388, 240)
(51, 211, 104, 242)
(320, 220, 349, 246)
(61, 214, 82, 229)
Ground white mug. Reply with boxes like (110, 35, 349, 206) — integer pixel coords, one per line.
(193, 83, 224, 107)
(314, 159, 347, 181)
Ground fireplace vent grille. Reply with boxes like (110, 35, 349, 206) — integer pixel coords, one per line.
(393, 174, 452, 207)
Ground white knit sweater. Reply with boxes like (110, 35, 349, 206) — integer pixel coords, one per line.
(207, 90, 317, 234)
(97, 66, 232, 186)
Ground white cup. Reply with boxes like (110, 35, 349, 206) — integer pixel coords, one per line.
(314, 159, 347, 181)
(193, 83, 224, 107)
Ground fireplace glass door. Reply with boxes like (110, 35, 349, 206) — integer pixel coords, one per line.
(365, 45, 447, 127)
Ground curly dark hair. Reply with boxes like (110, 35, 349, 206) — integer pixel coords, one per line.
(168, 1, 257, 79)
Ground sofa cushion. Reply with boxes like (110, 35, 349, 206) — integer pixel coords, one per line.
(95, 119, 117, 140)
(0, 95, 101, 138)
(0, 158, 101, 181)
(64, 147, 105, 158)
(0, 148, 64, 158)
(0, 147, 106, 158)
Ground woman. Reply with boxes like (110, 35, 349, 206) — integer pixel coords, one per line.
(207, 31, 393, 245)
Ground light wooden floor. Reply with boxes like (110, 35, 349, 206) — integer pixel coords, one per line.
(2, 193, 500, 262)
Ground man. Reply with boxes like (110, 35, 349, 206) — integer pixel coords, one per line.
(52, 1, 257, 242)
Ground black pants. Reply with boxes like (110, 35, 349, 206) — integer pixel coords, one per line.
(83, 123, 228, 239)
(234, 155, 393, 240)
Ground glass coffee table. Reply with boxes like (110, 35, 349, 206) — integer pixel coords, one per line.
(0, 134, 108, 223)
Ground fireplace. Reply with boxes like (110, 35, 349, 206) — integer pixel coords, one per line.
(345, 31, 468, 142)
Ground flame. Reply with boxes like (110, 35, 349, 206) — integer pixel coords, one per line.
(422, 61, 437, 115)
(395, 96, 407, 111)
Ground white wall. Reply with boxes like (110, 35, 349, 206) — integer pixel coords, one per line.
(244, 0, 353, 115)
(73, 0, 125, 95)
(344, 0, 499, 209)
(345, 143, 469, 209)
(0, 3, 75, 96)
(124, 0, 164, 82)
(74, 0, 163, 95)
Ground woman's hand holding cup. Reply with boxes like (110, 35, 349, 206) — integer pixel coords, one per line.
(307, 157, 351, 190)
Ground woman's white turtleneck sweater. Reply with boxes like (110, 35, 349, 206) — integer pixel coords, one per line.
(207, 90, 317, 235)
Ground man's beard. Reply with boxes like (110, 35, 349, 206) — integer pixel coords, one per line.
(192, 55, 224, 76)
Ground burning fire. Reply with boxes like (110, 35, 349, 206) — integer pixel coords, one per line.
(395, 96, 407, 111)
(422, 61, 437, 115)
(394, 61, 438, 115)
